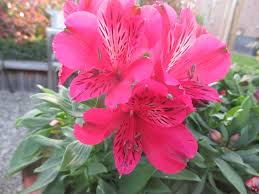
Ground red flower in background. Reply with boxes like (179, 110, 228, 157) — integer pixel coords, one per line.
(74, 80, 197, 175)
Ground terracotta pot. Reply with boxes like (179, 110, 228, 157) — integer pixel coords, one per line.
(22, 163, 43, 194)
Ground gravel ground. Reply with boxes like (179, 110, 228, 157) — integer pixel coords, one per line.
(0, 91, 32, 194)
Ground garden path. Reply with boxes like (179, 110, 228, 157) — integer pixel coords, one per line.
(0, 91, 32, 194)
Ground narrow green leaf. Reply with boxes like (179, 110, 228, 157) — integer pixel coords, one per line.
(31, 135, 64, 149)
(191, 153, 207, 168)
(96, 179, 117, 194)
(214, 158, 247, 194)
(87, 162, 107, 176)
(153, 169, 201, 182)
(61, 127, 74, 138)
(31, 93, 82, 118)
(191, 173, 207, 194)
(222, 151, 259, 176)
(199, 137, 219, 153)
(208, 172, 224, 194)
(144, 178, 171, 194)
(42, 177, 65, 194)
(60, 141, 92, 170)
(34, 151, 64, 173)
(118, 163, 155, 194)
(8, 138, 41, 175)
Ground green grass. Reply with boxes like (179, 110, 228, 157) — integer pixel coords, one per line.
(232, 52, 259, 75)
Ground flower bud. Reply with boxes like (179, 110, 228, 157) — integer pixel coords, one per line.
(229, 133, 240, 145)
(209, 129, 222, 143)
(49, 119, 59, 127)
(254, 90, 259, 102)
(246, 177, 259, 194)
(219, 90, 226, 96)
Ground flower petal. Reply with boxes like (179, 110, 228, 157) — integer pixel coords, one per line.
(165, 8, 197, 70)
(124, 56, 154, 82)
(74, 108, 123, 145)
(180, 80, 220, 102)
(70, 69, 115, 102)
(58, 65, 75, 85)
(97, 0, 144, 69)
(63, 0, 78, 19)
(141, 122, 198, 174)
(141, 5, 163, 49)
(79, 0, 103, 13)
(114, 116, 143, 175)
(105, 57, 153, 107)
(170, 34, 231, 84)
(53, 12, 101, 70)
(105, 79, 133, 107)
(131, 81, 193, 127)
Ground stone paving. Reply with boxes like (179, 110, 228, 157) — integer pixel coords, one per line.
(0, 91, 32, 194)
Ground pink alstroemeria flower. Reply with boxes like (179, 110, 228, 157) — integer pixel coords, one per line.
(74, 80, 197, 175)
(149, 3, 231, 103)
(53, 0, 153, 107)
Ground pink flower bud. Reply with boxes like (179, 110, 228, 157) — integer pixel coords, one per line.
(220, 90, 226, 96)
(209, 129, 222, 143)
(254, 90, 259, 102)
(246, 177, 259, 194)
(229, 133, 240, 145)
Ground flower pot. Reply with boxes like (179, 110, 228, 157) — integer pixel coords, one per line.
(22, 163, 43, 194)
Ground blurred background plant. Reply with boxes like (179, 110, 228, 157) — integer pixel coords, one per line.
(0, 0, 64, 60)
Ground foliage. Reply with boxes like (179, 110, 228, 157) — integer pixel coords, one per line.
(0, 38, 47, 61)
(232, 52, 259, 76)
(8, 69, 259, 194)
(0, 0, 64, 43)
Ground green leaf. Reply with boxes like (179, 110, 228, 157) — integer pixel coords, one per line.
(31, 135, 64, 149)
(42, 177, 65, 194)
(61, 127, 74, 138)
(191, 153, 207, 168)
(87, 162, 108, 176)
(31, 93, 82, 118)
(208, 172, 224, 194)
(191, 173, 207, 194)
(222, 151, 259, 176)
(224, 106, 243, 126)
(237, 146, 259, 156)
(16, 116, 53, 130)
(34, 151, 64, 173)
(8, 138, 41, 175)
(153, 169, 201, 182)
(60, 141, 92, 170)
(96, 179, 117, 194)
(222, 152, 243, 164)
(214, 158, 247, 194)
(175, 183, 190, 194)
(198, 137, 218, 153)
(21, 167, 59, 194)
(16, 109, 42, 128)
(118, 163, 155, 194)
(144, 178, 170, 194)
